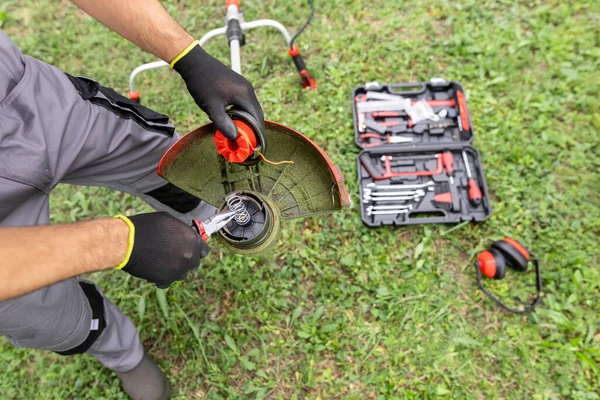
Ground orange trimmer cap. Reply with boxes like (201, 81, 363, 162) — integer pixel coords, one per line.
(214, 120, 258, 163)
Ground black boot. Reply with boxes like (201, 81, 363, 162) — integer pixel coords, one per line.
(116, 351, 171, 400)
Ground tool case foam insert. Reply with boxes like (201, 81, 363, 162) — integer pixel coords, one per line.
(353, 79, 492, 226)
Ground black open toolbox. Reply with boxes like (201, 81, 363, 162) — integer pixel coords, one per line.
(352, 79, 492, 226)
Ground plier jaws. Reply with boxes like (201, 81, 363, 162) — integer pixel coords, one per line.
(192, 209, 237, 241)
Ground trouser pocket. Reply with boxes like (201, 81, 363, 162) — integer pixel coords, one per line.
(55, 281, 107, 356)
(65, 74, 175, 136)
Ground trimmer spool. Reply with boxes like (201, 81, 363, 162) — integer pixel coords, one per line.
(213, 109, 267, 166)
(218, 191, 281, 254)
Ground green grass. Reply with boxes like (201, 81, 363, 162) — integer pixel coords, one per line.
(1, 0, 599, 399)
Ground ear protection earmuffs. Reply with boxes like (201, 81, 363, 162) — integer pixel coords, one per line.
(475, 238, 543, 313)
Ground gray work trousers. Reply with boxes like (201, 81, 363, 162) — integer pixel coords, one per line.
(0, 29, 214, 372)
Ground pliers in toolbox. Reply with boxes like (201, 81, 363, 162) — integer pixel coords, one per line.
(192, 209, 238, 241)
(359, 133, 412, 148)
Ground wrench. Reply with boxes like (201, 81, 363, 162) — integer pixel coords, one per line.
(365, 188, 432, 196)
(368, 204, 413, 210)
(366, 181, 435, 190)
(363, 195, 421, 203)
(364, 189, 425, 197)
(367, 208, 410, 216)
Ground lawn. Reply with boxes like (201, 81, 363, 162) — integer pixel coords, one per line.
(1, 0, 599, 399)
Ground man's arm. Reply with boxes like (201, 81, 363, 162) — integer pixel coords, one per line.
(69, 0, 264, 141)
(0, 212, 208, 301)
(69, 0, 192, 63)
(0, 218, 128, 301)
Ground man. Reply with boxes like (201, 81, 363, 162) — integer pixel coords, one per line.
(0, 1, 263, 399)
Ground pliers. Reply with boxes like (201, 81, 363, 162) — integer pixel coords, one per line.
(192, 209, 238, 241)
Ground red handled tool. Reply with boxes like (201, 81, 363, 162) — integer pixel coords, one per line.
(360, 154, 443, 181)
(372, 111, 405, 118)
(376, 117, 441, 129)
(417, 99, 456, 107)
(441, 151, 455, 184)
(359, 133, 412, 147)
(455, 90, 470, 132)
(192, 209, 238, 241)
(431, 182, 460, 212)
(375, 117, 457, 132)
(432, 182, 452, 210)
(462, 151, 482, 206)
(379, 119, 404, 127)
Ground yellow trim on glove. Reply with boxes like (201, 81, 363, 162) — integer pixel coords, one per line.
(114, 215, 135, 270)
(170, 40, 199, 68)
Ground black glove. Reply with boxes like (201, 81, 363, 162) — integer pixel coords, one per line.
(118, 212, 209, 288)
(173, 44, 264, 140)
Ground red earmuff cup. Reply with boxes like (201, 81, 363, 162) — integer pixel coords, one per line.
(492, 239, 529, 272)
(503, 237, 530, 260)
(477, 250, 497, 279)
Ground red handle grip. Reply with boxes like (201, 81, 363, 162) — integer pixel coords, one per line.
(468, 179, 482, 205)
(372, 111, 400, 118)
(456, 91, 470, 131)
(413, 99, 456, 107)
(192, 219, 210, 241)
(442, 151, 455, 175)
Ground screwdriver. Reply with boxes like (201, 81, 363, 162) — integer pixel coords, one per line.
(462, 151, 482, 206)
(442, 151, 455, 184)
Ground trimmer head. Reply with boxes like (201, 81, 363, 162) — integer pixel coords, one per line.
(158, 119, 349, 254)
(213, 109, 267, 165)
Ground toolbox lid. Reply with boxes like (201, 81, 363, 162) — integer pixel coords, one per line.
(352, 79, 475, 150)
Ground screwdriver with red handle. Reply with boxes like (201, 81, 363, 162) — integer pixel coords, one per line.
(442, 151, 455, 184)
(462, 151, 482, 206)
